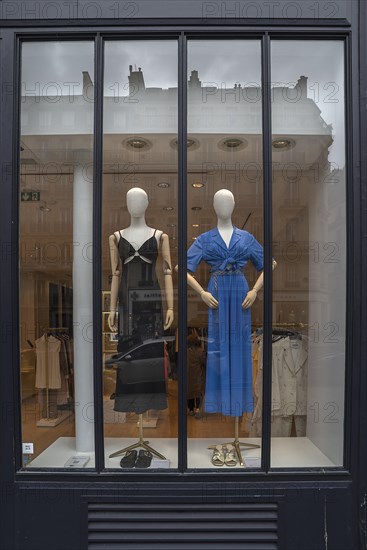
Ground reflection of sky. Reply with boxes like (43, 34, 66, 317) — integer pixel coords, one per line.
(22, 40, 344, 166)
(270, 41, 345, 167)
(21, 42, 94, 93)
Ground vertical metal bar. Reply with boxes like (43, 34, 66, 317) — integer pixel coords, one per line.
(261, 33, 273, 473)
(92, 33, 105, 472)
(12, 33, 23, 472)
(178, 32, 188, 471)
(343, 32, 353, 471)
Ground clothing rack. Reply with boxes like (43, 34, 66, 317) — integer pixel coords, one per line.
(273, 323, 308, 328)
(252, 322, 308, 329)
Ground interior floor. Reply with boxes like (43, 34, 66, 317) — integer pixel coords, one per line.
(22, 373, 303, 466)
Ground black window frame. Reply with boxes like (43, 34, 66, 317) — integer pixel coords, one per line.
(8, 24, 358, 483)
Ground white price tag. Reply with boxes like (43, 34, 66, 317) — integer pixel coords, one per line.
(64, 456, 90, 468)
(22, 443, 34, 454)
(245, 457, 261, 468)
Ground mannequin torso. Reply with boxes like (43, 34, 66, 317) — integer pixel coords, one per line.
(108, 187, 174, 333)
(115, 226, 163, 260)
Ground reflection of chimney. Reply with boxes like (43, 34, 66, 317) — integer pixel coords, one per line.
(128, 64, 145, 95)
(82, 71, 93, 95)
(188, 69, 201, 89)
(297, 75, 308, 98)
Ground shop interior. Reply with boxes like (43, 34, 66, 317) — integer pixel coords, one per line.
(19, 40, 346, 470)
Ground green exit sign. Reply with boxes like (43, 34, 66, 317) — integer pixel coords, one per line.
(21, 191, 40, 202)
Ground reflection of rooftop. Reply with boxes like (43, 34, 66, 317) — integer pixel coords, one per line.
(21, 68, 332, 136)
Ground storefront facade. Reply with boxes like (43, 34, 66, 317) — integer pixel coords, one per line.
(0, 1, 366, 548)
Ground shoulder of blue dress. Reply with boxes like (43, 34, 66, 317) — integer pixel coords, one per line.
(201, 228, 216, 240)
(238, 229, 255, 240)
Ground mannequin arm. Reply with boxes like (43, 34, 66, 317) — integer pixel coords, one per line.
(242, 259, 277, 309)
(161, 233, 174, 329)
(187, 272, 218, 309)
(108, 234, 122, 332)
(174, 265, 218, 309)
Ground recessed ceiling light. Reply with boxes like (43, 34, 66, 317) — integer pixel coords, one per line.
(218, 137, 248, 152)
(122, 137, 152, 151)
(170, 137, 200, 151)
(192, 182, 205, 189)
(191, 206, 202, 211)
(167, 223, 176, 227)
(157, 182, 170, 189)
(192, 237, 197, 240)
(163, 206, 174, 211)
(192, 224, 199, 227)
(272, 138, 295, 150)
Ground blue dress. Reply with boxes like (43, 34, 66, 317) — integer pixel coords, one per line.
(187, 227, 264, 416)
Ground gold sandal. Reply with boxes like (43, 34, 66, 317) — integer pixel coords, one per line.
(211, 445, 225, 466)
(224, 444, 237, 467)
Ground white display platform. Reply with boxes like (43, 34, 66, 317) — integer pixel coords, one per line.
(27, 436, 335, 469)
(27, 437, 96, 468)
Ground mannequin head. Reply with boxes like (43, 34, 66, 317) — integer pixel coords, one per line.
(213, 189, 235, 220)
(126, 187, 148, 218)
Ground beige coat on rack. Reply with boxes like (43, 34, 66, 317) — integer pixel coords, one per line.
(35, 334, 62, 389)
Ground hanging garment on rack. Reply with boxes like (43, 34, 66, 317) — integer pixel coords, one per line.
(35, 334, 62, 389)
(271, 415, 307, 437)
(250, 334, 308, 437)
(274, 336, 308, 417)
(187, 344, 206, 401)
(56, 338, 71, 405)
(187, 227, 264, 416)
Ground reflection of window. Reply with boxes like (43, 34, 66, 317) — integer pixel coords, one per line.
(285, 181, 300, 205)
(285, 264, 299, 288)
(62, 111, 75, 127)
(286, 218, 299, 242)
(252, 218, 261, 238)
(21, 111, 29, 127)
(39, 110, 51, 127)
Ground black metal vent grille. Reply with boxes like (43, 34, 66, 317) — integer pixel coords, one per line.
(88, 502, 278, 549)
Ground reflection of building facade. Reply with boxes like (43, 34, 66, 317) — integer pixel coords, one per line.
(20, 66, 335, 329)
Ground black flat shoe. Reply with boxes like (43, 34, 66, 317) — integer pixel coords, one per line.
(119, 450, 138, 469)
(135, 450, 153, 469)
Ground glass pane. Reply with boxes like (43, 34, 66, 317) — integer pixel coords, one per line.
(102, 41, 178, 469)
(19, 42, 95, 468)
(270, 41, 346, 467)
(186, 40, 263, 469)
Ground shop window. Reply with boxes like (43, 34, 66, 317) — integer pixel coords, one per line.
(19, 41, 95, 468)
(17, 36, 347, 473)
(186, 40, 264, 469)
(102, 41, 178, 470)
(270, 41, 346, 467)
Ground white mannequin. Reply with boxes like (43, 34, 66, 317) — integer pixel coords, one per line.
(108, 187, 174, 332)
(185, 189, 277, 309)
